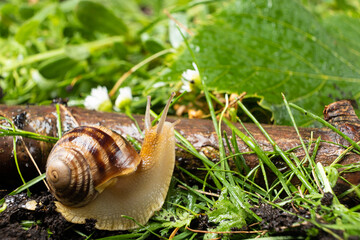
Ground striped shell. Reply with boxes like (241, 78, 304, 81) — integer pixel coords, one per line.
(46, 125, 141, 207)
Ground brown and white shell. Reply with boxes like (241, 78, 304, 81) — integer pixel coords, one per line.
(46, 94, 176, 230)
(46, 125, 141, 207)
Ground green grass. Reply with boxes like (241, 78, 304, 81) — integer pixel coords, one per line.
(1, 0, 360, 239)
(3, 59, 360, 239)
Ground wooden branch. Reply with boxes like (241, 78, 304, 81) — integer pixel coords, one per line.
(0, 100, 359, 197)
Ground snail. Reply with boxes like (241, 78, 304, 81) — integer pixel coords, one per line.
(45, 93, 176, 230)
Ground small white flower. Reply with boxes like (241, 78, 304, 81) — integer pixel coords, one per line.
(180, 62, 201, 93)
(114, 87, 133, 111)
(84, 86, 112, 112)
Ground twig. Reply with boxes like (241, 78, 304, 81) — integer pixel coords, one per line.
(20, 137, 50, 191)
(169, 227, 180, 240)
(163, 9, 194, 36)
(109, 49, 174, 97)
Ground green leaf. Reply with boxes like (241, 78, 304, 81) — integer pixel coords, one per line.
(155, 209, 193, 228)
(322, 13, 360, 66)
(205, 188, 247, 240)
(75, 0, 127, 35)
(15, 20, 40, 44)
(14, 3, 57, 44)
(170, 0, 360, 125)
(143, 38, 165, 54)
(38, 55, 78, 79)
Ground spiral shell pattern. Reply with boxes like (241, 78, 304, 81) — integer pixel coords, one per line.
(46, 125, 141, 207)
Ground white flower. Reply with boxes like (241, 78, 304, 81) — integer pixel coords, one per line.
(180, 62, 201, 92)
(114, 87, 133, 111)
(84, 86, 112, 112)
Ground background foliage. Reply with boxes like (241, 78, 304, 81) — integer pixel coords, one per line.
(1, 0, 359, 126)
(1, 0, 360, 239)
(168, 0, 360, 125)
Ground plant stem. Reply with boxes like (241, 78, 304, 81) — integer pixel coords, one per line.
(1, 36, 124, 72)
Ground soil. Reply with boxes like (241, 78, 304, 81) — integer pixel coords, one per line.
(0, 190, 126, 240)
(0, 190, 358, 239)
(251, 198, 359, 240)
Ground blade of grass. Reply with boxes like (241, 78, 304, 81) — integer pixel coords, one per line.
(238, 102, 318, 195)
(330, 142, 360, 167)
(56, 104, 63, 138)
(2, 116, 30, 194)
(236, 117, 271, 193)
(13, 136, 27, 186)
(172, 231, 195, 240)
(175, 127, 261, 220)
(174, 130, 222, 190)
(283, 94, 322, 191)
(289, 103, 360, 152)
(0, 203, 7, 213)
(96, 232, 143, 239)
(173, 26, 262, 221)
(0, 173, 46, 206)
(231, 130, 250, 174)
(223, 131, 236, 186)
(0, 122, 58, 143)
(121, 216, 167, 240)
(177, 166, 217, 191)
(223, 117, 292, 196)
(219, 95, 236, 185)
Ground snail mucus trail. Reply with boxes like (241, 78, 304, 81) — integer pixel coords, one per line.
(46, 93, 176, 231)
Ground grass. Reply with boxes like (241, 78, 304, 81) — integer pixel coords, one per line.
(2, 68, 360, 240)
(1, 0, 360, 239)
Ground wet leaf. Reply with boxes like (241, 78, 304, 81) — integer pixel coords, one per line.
(170, 0, 360, 125)
(156, 209, 193, 228)
(205, 188, 247, 239)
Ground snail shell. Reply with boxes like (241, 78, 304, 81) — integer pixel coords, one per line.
(46, 125, 141, 207)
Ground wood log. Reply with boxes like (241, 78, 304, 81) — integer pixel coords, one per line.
(0, 100, 359, 197)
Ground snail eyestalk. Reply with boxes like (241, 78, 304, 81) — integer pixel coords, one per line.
(145, 96, 151, 130)
(156, 92, 175, 134)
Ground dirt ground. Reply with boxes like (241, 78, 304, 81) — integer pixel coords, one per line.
(0, 190, 128, 240)
(0, 189, 358, 240)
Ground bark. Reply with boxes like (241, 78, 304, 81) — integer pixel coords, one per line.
(0, 100, 359, 197)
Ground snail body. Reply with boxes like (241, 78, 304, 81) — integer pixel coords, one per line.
(46, 94, 176, 230)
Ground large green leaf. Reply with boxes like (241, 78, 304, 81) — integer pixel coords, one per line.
(322, 13, 360, 63)
(75, 0, 127, 35)
(170, 0, 360, 125)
